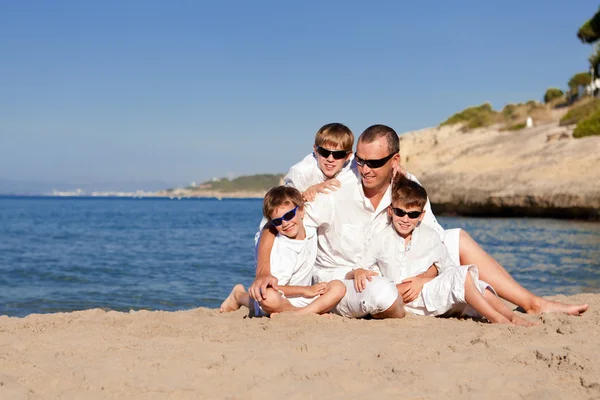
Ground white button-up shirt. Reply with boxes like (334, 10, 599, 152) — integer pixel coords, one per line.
(256, 226, 318, 287)
(358, 223, 454, 284)
(284, 152, 356, 192)
(304, 176, 393, 283)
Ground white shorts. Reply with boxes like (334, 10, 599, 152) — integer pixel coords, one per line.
(405, 264, 496, 318)
(333, 277, 398, 318)
(442, 228, 461, 266)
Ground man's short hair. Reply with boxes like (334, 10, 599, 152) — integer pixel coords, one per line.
(358, 124, 399, 154)
(263, 186, 304, 219)
(314, 123, 354, 152)
(391, 174, 427, 210)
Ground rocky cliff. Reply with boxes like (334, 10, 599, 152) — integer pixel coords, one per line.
(400, 121, 600, 219)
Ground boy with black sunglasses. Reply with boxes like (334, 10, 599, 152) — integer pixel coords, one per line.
(220, 186, 346, 316)
(284, 122, 356, 202)
(347, 175, 536, 326)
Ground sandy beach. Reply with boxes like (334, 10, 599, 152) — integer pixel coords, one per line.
(0, 293, 598, 399)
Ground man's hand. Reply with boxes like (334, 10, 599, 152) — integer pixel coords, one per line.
(303, 282, 327, 297)
(248, 274, 279, 301)
(353, 268, 379, 292)
(399, 276, 427, 303)
(302, 179, 342, 202)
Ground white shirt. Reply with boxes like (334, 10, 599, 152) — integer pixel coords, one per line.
(284, 152, 356, 192)
(304, 176, 392, 283)
(358, 223, 455, 284)
(255, 225, 318, 287)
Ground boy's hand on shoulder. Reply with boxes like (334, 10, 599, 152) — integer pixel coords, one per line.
(353, 268, 378, 293)
(304, 282, 327, 297)
(302, 179, 341, 202)
(399, 276, 428, 303)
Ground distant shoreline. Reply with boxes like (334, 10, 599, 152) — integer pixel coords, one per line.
(2, 194, 598, 220)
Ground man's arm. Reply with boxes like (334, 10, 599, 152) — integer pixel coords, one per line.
(248, 225, 278, 301)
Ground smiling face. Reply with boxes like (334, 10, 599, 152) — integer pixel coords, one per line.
(314, 143, 351, 179)
(387, 200, 425, 238)
(356, 137, 399, 193)
(270, 203, 305, 240)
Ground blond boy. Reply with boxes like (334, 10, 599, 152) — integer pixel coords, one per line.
(284, 122, 356, 201)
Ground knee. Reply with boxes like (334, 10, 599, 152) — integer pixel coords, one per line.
(258, 288, 282, 313)
(327, 280, 347, 297)
(364, 278, 399, 313)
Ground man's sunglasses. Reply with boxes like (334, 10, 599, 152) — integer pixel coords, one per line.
(316, 146, 350, 160)
(354, 152, 395, 169)
(391, 207, 423, 219)
(271, 206, 299, 226)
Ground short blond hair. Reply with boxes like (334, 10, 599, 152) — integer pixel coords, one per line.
(262, 186, 304, 219)
(314, 123, 354, 151)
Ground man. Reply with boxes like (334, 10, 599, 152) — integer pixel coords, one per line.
(251, 125, 589, 317)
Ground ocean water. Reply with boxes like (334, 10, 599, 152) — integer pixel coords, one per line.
(0, 196, 599, 317)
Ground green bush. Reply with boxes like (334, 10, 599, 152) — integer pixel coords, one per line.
(197, 174, 284, 192)
(544, 88, 564, 103)
(506, 122, 526, 131)
(573, 110, 600, 138)
(502, 104, 518, 120)
(560, 98, 600, 126)
(440, 103, 500, 130)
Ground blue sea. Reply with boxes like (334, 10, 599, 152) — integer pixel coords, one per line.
(0, 196, 599, 317)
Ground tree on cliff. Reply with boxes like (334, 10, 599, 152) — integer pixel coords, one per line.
(577, 7, 600, 92)
(577, 7, 600, 43)
(543, 88, 564, 103)
(568, 72, 592, 97)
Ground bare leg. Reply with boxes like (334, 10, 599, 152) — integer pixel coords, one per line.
(482, 288, 539, 327)
(458, 230, 588, 316)
(220, 284, 252, 312)
(258, 288, 298, 314)
(372, 297, 405, 319)
(463, 273, 511, 324)
(293, 280, 347, 315)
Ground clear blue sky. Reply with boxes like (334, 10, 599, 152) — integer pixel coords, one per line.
(1, 1, 598, 188)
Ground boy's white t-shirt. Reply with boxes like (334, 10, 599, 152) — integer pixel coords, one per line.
(283, 152, 356, 192)
(254, 225, 318, 288)
(357, 223, 455, 284)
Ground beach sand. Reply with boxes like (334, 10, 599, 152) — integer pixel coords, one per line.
(1, 293, 598, 399)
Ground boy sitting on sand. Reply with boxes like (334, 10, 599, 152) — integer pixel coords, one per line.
(221, 186, 346, 316)
(284, 122, 356, 201)
(347, 175, 537, 326)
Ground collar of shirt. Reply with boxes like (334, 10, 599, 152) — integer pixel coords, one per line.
(275, 225, 316, 254)
(355, 175, 392, 216)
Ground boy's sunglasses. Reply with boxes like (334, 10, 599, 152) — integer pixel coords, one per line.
(271, 206, 299, 226)
(391, 207, 423, 219)
(355, 152, 395, 169)
(316, 146, 350, 160)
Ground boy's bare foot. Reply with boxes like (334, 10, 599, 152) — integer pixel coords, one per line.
(526, 298, 588, 316)
(219, 284, 245, 313)
(487, 315, 512, 325)
(511, 315, 539, 327)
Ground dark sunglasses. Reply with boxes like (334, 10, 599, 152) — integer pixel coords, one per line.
(316, 146, 350, 160)
(391, 207, 423, 219)
(354, 152, 395, 169)
(271, 206, 299, 226)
